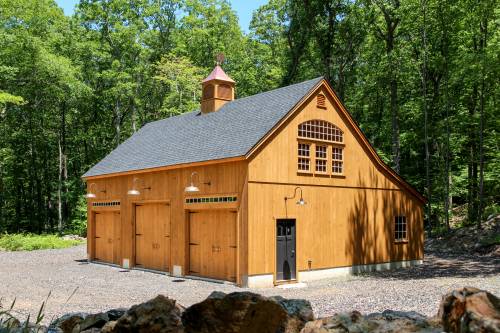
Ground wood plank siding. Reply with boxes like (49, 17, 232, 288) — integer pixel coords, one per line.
(86, 161, 248, 283)
(246, 84, 424, 280)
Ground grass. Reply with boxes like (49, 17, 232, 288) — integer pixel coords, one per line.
(0, 234, 84, 251)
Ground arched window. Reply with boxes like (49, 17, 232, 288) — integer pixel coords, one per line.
(298, 120, 343, 143)
(297, 120, 344, 175)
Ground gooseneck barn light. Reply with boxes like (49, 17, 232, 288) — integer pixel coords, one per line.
(285, 187, 307, 206)
(184, 172, 211, 193)
(127, 177, 151, 196)
(85, 183, 97, 199)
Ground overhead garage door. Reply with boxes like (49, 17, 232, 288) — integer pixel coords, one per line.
(135, 203, 170, 272)
(94, 211, 121, 264)
(189, 210, 236, 281)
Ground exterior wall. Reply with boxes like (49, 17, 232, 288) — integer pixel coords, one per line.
(86, 160, 248, 284)
(246, 84, 424, 283)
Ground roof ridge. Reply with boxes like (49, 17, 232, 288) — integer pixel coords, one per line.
(228, 76, 324, 104)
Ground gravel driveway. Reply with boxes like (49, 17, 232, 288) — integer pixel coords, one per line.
(1, 245, 498, 324)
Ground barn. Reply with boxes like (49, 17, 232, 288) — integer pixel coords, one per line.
(83, 65, 425, 288)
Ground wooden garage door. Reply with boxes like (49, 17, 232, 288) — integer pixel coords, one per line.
(94, 211, 121, 264)
(135, 203, 170, 272)
(189, 210, 236, 281)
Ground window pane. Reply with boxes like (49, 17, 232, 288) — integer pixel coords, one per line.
(395, 216, 407, 241)
(298, 120, 343, 143)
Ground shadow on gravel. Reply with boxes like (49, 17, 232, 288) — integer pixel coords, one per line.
(367, 251, 500, 280)
(74, 259, 88, 264)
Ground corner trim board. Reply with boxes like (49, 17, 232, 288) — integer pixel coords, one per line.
(241, 274, 274, 288)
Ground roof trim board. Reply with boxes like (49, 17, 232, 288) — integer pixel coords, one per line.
(83, 156, 246, 180)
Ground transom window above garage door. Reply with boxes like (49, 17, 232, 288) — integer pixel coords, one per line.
(92, 201, 120, 207)
(185, 196, 237, 204)
(297, 120, 344, 176)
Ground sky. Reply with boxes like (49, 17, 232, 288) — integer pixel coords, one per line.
(54, 0, 268, 33)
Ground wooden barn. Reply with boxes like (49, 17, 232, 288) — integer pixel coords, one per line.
(83, 65, 425, 288)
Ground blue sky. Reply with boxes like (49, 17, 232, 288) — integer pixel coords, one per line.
(54, 0, 268, 33)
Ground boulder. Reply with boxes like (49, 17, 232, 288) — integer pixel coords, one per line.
(100, 320, 117, 333)
(73, 312, 109, 332)
(301, 310, 442, 333)
(182, 291, 313, 333)
(105, 308, 126, 321)
(438, 287, 500, 333)
(269, 296, 315, 323)
(108, 295, 184, 333)
(79, 329, 101, 333)
(50, 313, 88, 333)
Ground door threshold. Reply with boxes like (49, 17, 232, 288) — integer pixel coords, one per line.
(185, 275, 237, 285)
(275, 279, 298, 286)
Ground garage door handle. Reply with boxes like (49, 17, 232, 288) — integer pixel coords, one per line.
(136, 233, 142, 236)
(95, 236, 101, 239)
(189, 242, 199, 246)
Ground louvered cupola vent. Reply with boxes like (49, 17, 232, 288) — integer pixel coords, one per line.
(200, 65, 235, 114)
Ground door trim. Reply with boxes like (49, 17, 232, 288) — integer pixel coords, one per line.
(274, 218, 298, 284)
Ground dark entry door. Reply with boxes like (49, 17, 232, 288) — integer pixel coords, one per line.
(276, 219, 296, 280)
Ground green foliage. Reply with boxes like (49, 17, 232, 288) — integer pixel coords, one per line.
(66, 196, 88, 237)
(154, 54, 205, 116)
(0, 0, 498, 235)
(0, 234, 83, 251)
(479, 234, 500, 247)
(0, 292, 50, 332)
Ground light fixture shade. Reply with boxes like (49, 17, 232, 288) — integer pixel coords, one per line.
(85, 193, 96, 199)
(184, 185, 200, 193)
(127, 189, 141, 196)
(297, 198, 306, 205)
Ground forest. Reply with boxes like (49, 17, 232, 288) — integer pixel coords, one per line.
(0, 0, 498, 235)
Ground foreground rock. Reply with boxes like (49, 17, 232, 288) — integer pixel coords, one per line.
(438, 287, 500, 333)
(182, 291, 314, 333)
(49, 309, 126, 333)
(104, 295, 184, 333)
(3, 287, 500, 332)
(301, 310, 442, 333)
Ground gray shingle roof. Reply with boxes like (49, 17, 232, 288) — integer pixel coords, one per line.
(83, 77, 323, 177)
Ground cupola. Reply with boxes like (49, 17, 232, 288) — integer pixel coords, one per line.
(201, 60, 235, 114)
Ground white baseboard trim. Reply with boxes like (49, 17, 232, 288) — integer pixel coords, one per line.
(298, 259, 424, 282)
(242, 274, 274, 288)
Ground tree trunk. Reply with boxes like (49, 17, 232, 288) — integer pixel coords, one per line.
(374, 1, 401, 174)
(58, 138, 63, 234)
(442, 11, 451, 231)
(421, 0, 431, 232)
(115, 99, 121, 147)
(477, 17, 488, 229)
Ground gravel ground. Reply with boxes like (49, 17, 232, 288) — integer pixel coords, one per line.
(1, 244, 498, 325)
